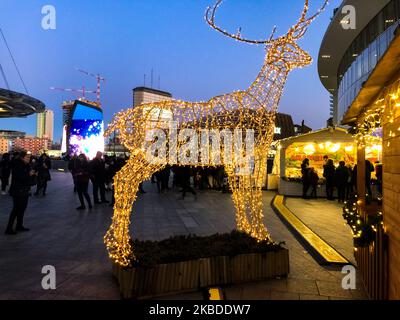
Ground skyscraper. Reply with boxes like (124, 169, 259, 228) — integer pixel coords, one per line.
(36, 109, 54, 142)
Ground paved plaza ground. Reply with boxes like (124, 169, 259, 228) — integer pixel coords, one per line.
(0, 171, 368, 300)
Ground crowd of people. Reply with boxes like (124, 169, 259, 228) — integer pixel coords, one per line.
(67, 152, 129, 210)
(2, 148, 384, 235)
(151, 165, 228, 199)
(1, 149, 230, 236)
(301, 155, 381, 203)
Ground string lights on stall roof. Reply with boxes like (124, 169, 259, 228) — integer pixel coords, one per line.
(353, 79, 400, 148)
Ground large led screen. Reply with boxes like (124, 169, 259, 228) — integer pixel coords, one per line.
(69, 102, 104, 159)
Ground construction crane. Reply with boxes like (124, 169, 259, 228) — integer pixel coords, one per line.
(50, 85, 97, 100)
(76, 68, 106, 106)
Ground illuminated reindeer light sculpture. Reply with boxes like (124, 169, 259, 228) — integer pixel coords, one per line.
(105, 0, 328, 267)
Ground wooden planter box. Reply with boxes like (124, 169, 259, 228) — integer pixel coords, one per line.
(112, 249, 289, 299)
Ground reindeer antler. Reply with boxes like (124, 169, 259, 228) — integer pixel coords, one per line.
(205, 0, 275, 44)
(205, 0, 329, 43)
(290, 0, 329, 40)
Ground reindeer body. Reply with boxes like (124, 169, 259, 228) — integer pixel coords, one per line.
(104, 0, 327, 267)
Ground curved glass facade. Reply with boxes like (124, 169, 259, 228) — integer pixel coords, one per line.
(337, 0, 400, 122)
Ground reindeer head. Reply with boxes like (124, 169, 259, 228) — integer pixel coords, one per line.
(206, 0, 328, 70)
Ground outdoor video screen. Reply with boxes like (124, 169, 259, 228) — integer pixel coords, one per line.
(69, 102, 104, 159)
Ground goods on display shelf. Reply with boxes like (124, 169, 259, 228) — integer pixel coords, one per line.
(284, 142, 356, 178)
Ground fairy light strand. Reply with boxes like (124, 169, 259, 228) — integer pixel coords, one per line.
(104, 0, 328, 267)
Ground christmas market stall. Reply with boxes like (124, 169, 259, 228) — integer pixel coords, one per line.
(339, 26, 400, 300)
(271, 127, 357, 196)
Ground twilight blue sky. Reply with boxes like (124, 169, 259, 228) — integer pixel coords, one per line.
(0, 0, 340, 142)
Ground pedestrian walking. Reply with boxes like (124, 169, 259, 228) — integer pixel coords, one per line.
(180, 166, 197, 200)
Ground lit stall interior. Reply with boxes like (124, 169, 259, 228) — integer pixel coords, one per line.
(284, 141, 357, 179)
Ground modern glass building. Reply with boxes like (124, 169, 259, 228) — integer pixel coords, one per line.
(318, 0, 400, 125)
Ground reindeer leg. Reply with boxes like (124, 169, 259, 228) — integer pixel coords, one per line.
(104, 154, 164, 266)
(226, 166, 252, 233)
(247, 155, 272, 242)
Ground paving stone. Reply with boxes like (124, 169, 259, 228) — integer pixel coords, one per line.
(299, 294, 329, 300)
(0, 172, 368, 300)
(270, 291, 300, 300)
(240, 283, 272, 300)
(316, 280, 353, 299)
(286, 279, 319, 295)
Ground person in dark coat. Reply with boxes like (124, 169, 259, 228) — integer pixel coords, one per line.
(172, 165, 182, 190)
(75, 154, 93, 210)
(68, 155, 80, 192)
(301, 158, 310, 199)
(180, 166, 197, 200)
(309, 168, 319, 198)
(162, 166, 171, 191)
(90, 151, 108, 204)
(335, 161, 349, 203)
(35, 153, 52, 196)
(0, 153, 11, 195)
(154, 166, 170, 193)
(155, 169, 164, 193)
(5, 151, 37, 235)
(323, 159, 336, 200)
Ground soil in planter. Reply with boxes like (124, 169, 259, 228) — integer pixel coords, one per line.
(129, 230, 284, 268)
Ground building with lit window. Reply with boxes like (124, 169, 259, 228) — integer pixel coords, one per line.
(319, 0, 400, 125)
(319, 0, 400, 300)
(133, 87, 172, 107)
(0, 130, 25, 155)
(12, 136, 51, 155)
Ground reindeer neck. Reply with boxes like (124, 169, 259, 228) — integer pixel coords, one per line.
(245, 49, 290, 112)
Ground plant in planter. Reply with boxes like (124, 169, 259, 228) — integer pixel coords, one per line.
(113, 231, 289, 299)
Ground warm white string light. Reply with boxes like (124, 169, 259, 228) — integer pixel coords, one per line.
(104, 0, 329, 267)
